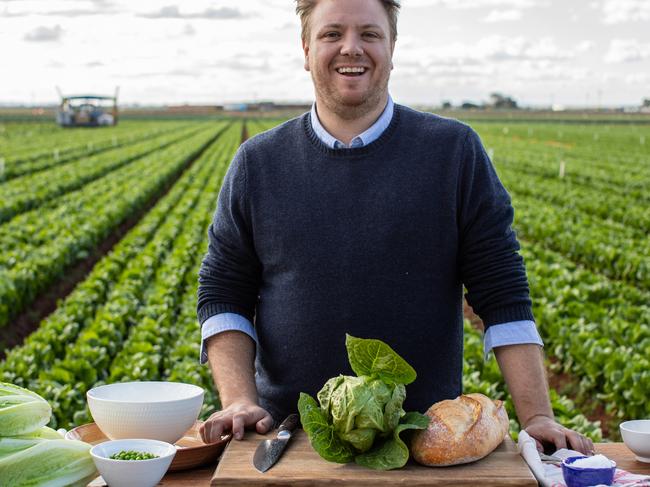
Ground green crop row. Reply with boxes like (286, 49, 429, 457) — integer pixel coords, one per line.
(477, 124, 650, 186)
(0, 121, 178, 167)
(521, 242, 650, 421)
(495, 164, 648, 237)
(0, 124, 207, 223)
(1, 122, 191, 181)
(509, 194, 650, 289)
(0, 124, 228, 328)
(462, 321, 603, 442)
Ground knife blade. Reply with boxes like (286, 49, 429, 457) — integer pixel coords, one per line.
(253, 413, 300, 473)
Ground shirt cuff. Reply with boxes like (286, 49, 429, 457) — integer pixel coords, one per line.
(200, 313, 258, 364)
(483, 320, 543, 361)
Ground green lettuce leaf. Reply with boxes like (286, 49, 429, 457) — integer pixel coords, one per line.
(0, 438, 97, 487)
(0, 382, 51, 436)
(298, 393, 355, 463)
(355, 411, 430, 470)
(345, 335, 417, 385)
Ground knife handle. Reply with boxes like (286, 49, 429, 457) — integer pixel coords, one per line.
(278, 414, 300, 433)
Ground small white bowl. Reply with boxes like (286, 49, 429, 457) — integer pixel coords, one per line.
(620, 420, 650, 463)
(87, 381, 204, 444)
(90, 438, 176, 487)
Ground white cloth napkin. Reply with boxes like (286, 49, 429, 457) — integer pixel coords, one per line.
(517, 430, 650, 487)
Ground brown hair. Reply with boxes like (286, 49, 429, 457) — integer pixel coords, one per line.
(295, 0, 400, 44)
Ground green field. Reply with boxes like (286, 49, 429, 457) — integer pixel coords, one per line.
(0, 114, 647, 440)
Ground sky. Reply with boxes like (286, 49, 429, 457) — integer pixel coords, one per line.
(1, 0, 649, 108)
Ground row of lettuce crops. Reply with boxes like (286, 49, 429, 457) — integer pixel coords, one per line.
(0, 121, 229, 329)
(0, 121, 243, 429)
(474, 121, 650, 431)
(0, 121, 193, 181)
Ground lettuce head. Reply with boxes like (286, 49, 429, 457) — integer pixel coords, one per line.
(298, 335, 430, 470)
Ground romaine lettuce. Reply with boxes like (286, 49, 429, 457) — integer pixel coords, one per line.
(0, 382, 51, 436)
(298, 335, 430, 470)
(0, 383, 97, 486)
(0, 438, 96, 487)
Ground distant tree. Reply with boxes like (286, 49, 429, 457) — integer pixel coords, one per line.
(441, 100, 452, 110)
(489, 92, 518, 109)
(461, 101, 480, 110)
(643, 98, 650, 107)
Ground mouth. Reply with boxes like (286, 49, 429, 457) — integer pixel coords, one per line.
(335, 66, 367, 77)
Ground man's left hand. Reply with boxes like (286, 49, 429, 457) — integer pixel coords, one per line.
(524, 415, 594, 455)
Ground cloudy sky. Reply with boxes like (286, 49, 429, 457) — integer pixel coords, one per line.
(1, 0, 649, 108)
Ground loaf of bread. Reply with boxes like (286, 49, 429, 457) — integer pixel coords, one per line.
(410, 393, 509, 466)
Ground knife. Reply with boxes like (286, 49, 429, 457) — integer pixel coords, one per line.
(253, 413, 300, 473)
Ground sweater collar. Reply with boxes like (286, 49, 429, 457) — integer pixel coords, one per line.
(310, 95, 394, 149)
(304, 102, 401, 157)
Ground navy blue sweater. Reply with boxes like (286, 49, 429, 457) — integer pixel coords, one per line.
(197, 104, 534, 422)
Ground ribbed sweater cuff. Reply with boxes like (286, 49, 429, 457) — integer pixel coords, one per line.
(481, 304, 535, 329)
(198, 303, 254, 325)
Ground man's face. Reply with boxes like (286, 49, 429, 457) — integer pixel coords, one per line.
(302, 0, 395, 120)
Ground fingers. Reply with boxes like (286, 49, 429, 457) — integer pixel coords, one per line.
(549, 429, 568, 451)
(524, 417, 594, 457)
(199, 404, 274, 443)
(256, 414, 274, 434)
(567, 430, 595, 455)
(200, 413, 226, 444)
(232, 413, 246, 440)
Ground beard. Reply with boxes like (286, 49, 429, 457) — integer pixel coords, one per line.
(311, 67, 391, 121)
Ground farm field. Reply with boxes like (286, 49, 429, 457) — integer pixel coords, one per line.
(0, 114, 647, 441)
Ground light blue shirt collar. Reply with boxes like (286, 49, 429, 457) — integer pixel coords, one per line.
(310, 95, 394, 149)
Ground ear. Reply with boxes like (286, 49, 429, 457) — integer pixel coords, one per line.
(302, 38, 310, 71)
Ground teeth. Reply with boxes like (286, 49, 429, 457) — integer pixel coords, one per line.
(337, 67, 365, 74)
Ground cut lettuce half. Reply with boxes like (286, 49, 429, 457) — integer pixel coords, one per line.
(0, 438, 97, 487)
(0, 382, 51, 436)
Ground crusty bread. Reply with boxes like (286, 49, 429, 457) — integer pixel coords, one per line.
(410, 393, 509, 466)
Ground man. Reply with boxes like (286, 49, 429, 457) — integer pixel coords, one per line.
(197, 0, 594, 455)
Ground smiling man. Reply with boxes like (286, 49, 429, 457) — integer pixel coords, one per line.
(196, 0, 594, 456)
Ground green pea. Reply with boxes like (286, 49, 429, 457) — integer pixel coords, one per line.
(110, 449, 159, 460)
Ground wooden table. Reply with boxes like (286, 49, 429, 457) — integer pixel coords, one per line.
(155, 441, 650, 486)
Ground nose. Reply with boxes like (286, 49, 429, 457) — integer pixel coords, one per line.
(340, 33, 363, 57)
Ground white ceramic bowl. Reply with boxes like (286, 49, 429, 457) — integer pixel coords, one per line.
(91, 438, 176, 487)
(87, 381, 204, 444)
(620, 420, 650, 463)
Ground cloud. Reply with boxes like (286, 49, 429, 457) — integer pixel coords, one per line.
(85, 61, 104, 67)
(407, 0, 541, 8)
(483, 9, 523, 21)
(604, 39, 650, 63)
(598, 0, 650, 23)
(183, 23, 195, 36)
(140, 5, 247, 20)
(44, 8, 120, 16)
(24, 25, 63, 42)
(218, 59, 271, 72)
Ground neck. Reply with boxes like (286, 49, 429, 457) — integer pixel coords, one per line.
(315, 93, 388, 146)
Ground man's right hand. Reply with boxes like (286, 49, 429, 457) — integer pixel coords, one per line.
(199, 400, 274, 443)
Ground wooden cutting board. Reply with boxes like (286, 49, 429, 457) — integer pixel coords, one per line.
(212, 430, 537, 486)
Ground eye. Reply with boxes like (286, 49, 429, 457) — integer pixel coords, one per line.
(363, 32, 380, 38)
(324, 32, 340, 38)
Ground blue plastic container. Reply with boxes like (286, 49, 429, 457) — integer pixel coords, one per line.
(561, 455, 616, 487)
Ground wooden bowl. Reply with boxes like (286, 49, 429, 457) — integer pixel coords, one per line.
(65, 421, 230, 471)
